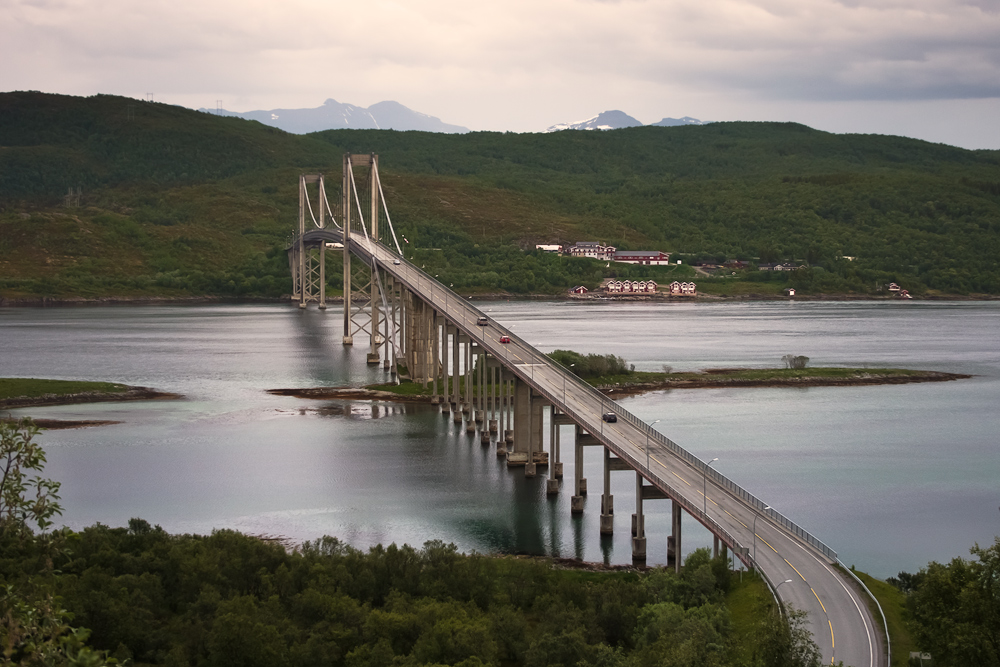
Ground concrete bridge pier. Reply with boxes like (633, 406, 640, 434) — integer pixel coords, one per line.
(430, 316, 441, 404)
(527, 389, 546, 477)
(632, 472, 647, 564)
(449, 324, 460, 415)
(511, 379, 533, 473)
(487, 365, 498, 433)
(552, 410, 572, 480)
(668, 500, 683, 573)
(453, 331, 466, 423)
(464, 342, 477, 435)
(600, 447, 615, 534)
(571, 425, 587, 514)
(546, 407, 560, 495)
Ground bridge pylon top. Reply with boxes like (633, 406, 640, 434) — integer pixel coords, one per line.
(346, 153, 374, 167)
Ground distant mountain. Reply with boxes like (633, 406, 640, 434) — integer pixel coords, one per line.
(202, 98, 469, 134)
(545, 110, 644, 132)
(650, 116, 709, 127)
(546, 111, 709, 132)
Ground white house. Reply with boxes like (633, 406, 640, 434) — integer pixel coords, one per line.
(535, 244, 563, 253)
(611, 250, 671, 266)
(569, 242, 616, 261)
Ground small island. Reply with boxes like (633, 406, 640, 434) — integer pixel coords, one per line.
(268, 352, 971, 403)
(0, 378, 182, 429)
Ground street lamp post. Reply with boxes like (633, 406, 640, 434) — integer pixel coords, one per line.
(753, 505, 771, 568)
(646, 419, 660, 469)
(703, 457, 719, 516)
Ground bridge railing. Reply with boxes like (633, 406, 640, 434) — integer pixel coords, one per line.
(480, 314, 839, 562)
(365, 241, 837, 563)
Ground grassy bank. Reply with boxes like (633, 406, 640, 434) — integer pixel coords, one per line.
(362, 367, 965, 400)
(0, 377, 130, 400)
(853, 570, 915, 667)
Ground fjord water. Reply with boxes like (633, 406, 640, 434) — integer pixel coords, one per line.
(1, 301, 997, 578)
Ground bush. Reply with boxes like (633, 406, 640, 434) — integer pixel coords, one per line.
(782, 355, 809, 369)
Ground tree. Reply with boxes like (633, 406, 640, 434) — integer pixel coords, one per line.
(0, 418, 62, 534)
(781, 355, 809, 370)
(0, 418, 112, 667)
(907, 537, 1000, 666)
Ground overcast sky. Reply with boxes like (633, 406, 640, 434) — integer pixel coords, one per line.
(4, 0, 999, 149)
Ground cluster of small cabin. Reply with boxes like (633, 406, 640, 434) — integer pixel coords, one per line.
(668, 281, 697, 295)
(605, 280, 658, 294)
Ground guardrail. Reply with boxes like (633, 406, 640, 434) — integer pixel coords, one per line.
(353, 239, 838, 564)
(838, 559, 891, 667)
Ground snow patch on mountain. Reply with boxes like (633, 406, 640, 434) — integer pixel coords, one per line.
(202, 98, 468, 134)
(546, 111, 711, 132)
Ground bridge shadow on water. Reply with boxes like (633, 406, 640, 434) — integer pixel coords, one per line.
(289, 306, 386, 388)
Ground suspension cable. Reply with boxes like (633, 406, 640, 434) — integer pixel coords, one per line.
(373, 161, 404, 255)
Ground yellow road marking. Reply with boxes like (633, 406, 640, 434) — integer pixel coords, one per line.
(783, 558, 807, 582)
(724, 509, 747, 529)
(811, 588, 828, 614)
(670, 471, 691, 486)
(829, 621, 835, 662)
(757, 536, 778, 554)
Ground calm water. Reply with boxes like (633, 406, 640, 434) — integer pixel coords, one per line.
(1, 300, 997, 578)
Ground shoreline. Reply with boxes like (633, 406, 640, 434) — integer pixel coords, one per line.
(3, 293, 1000, 308)
(268, 369, 971, 404)
(0, 386, 184, 411)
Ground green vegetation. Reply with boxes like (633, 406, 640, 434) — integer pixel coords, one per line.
(0, 418, 113, 665)
(0, 420, 828, 667)
(548, 350, 634, 378)
(363, 365, 951, 400)
(887, 538, 1000, 667)
(3, 92, 1000, 299)
(575, 366, 941, 388)
(0, 378, 130, 401)
(851, 571, 914, 667)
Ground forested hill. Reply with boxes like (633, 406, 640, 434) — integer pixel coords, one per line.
(2, 91, 1000, 299)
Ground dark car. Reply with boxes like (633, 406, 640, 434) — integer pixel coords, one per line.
(602, 412, 617, 423)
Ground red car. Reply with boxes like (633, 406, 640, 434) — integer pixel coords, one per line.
(499, 336, 511, 344)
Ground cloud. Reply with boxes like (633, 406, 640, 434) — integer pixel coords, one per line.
(1, 0, 998, 142)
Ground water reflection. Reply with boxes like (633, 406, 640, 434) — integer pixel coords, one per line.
(1, 302, 998, 577)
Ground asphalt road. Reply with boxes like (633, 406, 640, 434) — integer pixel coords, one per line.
(339, 234, 887, 667)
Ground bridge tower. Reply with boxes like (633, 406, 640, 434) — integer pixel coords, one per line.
(341, 153, 384, 358)
(289, 174, 330, 309)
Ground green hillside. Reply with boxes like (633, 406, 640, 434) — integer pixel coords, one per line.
(2, 91, 999, 299)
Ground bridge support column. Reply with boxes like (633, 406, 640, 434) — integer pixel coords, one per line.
(431, 315, 440, 403)
(525, 390, 545, 478)
(546, 407, 559, 495)
(632, 472, 646, 564)
(713, 536, 720, 559)
(668, 500, 683, 573)
(600, 447, 614, 534)
(510, 378, 531, 470)
(451, 326, 462, 423)
(367, 268, 380, 366)
(381, 277, 393, 372)
(465, 342, 476, 434)
(318, 233, 326, 310)
(571, 425, 585, 514)
(341, 160, 353, 343)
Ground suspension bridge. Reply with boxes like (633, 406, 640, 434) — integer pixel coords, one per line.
(286, 154, 889, 667)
